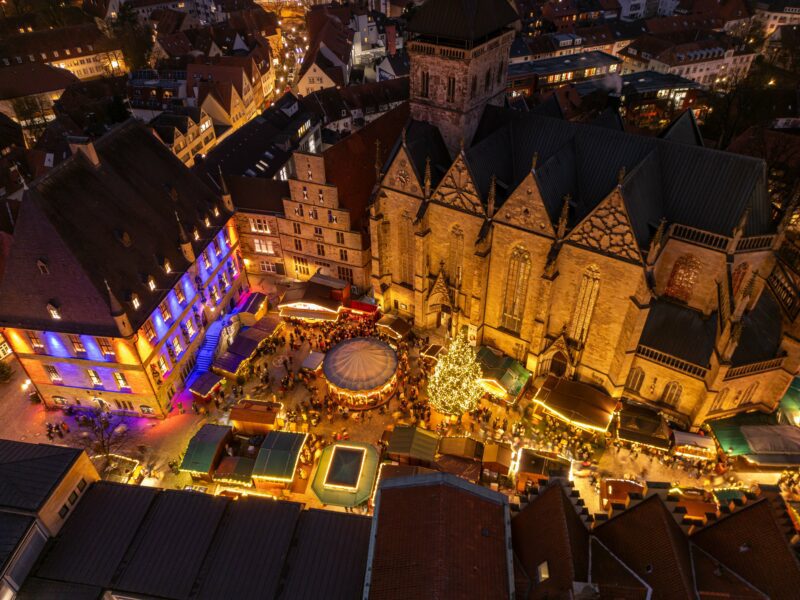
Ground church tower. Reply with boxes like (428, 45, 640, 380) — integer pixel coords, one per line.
(406, 0, 519, 154)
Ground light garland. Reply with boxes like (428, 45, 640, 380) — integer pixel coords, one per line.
(426, 331, 483, 416)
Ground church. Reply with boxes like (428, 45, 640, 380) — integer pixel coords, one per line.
(369, 0, 800, 428)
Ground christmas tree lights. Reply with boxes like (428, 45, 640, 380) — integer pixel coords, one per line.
(427, 330, 483, 415)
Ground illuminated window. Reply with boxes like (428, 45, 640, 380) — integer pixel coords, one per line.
(131, 294, 141, 309)
(210, 285, 220, 303)
(143, 320, 156, 342)
(295, 204, 304, 217)
(666, 255, 700, 302)
(157, 355, 168, 375)
(27, 331, 44, 352)
(249, 217, 270, 233)
(202, 252, 211, 269)
(204, 216, 211, 227)
(172, 337, 183, 356)
(214, 241, 221, 256)
(185, 318, 195, 338)
(159, 302, 171, 322)
(537, 562, 550, 582)
(221, 271, 229, 288)
(661, 381, 682, 407)
(625, 367, 644, 392)
(164, 260, 172, 274)
(193, 228, 200, 241)
(87, 369, 103, 387)
(98, 337, 114, 357)
(114, 371, 129, 389)
(501, 248, 531, 333)
(569, 265, 600, 344)
(69, 335, 86, 355)
(45, 365, 62, 382)
(295, 256, 309, 276)
(148, 277, 156, 291)
(213, 206, 220, 217)
(47, 303, 61, 320)
(175, 285, 185, 304)
(141, 405, 154, 415)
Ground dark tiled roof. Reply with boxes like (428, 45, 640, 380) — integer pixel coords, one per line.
(0, 63, 78, 100)
(691, 498, 800, 598)
(0, 120, 229, 336)
(0, 440, 81, 512)
(0, 512, 35, 572)
(367, 473, 511, 600)
(639, 299, 718, 367)
(195, 498, 302, 600)
(16, 578, 104, 600)
(690, 544, 765, 598)
(114, 490, 229, 598)
(512, 483, 589, 596)
(278, 509, 372, 600)
(731, 288, 783, 366)
(594, 495, 695, 597)
(588, 538, 650, 598)
(406, 0, 519, 45)
(400, 118, 451, 189)
(659, 109, 704, 147)
(228, 175, 288, 214)
(466, 109, 770, 247)
(35, 482, 158, 587)
(323, 103, 410, 230)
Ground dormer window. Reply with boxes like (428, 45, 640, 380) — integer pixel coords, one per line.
(204, 217, 211, 228)
(193, 228, 200, 241)
(213, 206, 220, 217)
(37, 259, 49, 275)
(175, 284, 185, 304)
(202, 252, 211, 270)
(47, 302, 61, 320)
(164, 260, 172, 274)
(148, 277, 156, 291)
(131, 294, 141, 309)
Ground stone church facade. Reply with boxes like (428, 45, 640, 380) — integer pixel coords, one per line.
(369, 0, 800, 428)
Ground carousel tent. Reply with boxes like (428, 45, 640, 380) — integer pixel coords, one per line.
(533, 376, 617, 432)
(311, 442, 379, 507)
(252, 431, 308, 483)
(386, 426, 439, 465)
(323, 338, 398, 393)
(180, 424, 231, 477)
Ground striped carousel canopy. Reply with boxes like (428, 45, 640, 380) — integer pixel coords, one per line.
(322, 337, 398, 393)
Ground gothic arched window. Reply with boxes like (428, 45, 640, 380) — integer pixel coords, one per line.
(448, 225, 464, 286)
(732, 262, 749, 296)
(626, 367, 645, 393)
(569, 265, 600, 344)
(666, 255, 701, 302)
(398, 212, 414, 285)
(500, 247, 531, 333)
(740, 382, 759, 406)
(661, 381, 682, 407)
(711, 388, 729, 412)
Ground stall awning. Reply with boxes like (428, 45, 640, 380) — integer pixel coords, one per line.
(438, 436, 484, 460)
(377, 314, 412, 340)
(421, 344, 443, 361)
(227, 335, 260, 360)
(180, 424, 231, 475)
(387, 426, 439, 463)
(189, 372, 222, 398)
(518, 449, 570, 477)
(302, 351, 325, 371)
(229, 401, 279, 427)
(252, 431, 307, 482)
(533, 376, 616, 432)
(213, 351, 247, 376)
(252, 314, 282, 335)
(671, 430, 716, 457)
(213, 456, 255, 485)
(616, 399, 671, 450)
(279, 307, 339, 321)
(477, 346, 531, 400)
(482, 442, 513, 469)
(238, 292, 268, 315)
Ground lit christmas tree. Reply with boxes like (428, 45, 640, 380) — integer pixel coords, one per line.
(427, 330, 483, 416)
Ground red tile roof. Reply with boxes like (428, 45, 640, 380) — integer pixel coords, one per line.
(322, 102, 409, 231)
(368, 475, 512, 600)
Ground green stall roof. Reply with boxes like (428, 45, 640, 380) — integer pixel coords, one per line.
(311, 442, 380, 507)
(180, 424, 231, 475)
(387, 426, 439, 463)
(253, 431, 307, 482)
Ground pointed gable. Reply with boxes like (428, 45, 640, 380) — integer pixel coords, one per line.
(382, 143, 422, 197)
(432, 154, 485, 215)
(493, 172, 555, 238)
(566, 189, 642, 263)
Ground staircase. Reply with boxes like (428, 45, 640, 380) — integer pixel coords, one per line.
(194, 320, 223, 373)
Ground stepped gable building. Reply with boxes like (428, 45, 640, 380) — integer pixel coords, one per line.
(371, 0, 800, 428)
(0, 121, 246, 417)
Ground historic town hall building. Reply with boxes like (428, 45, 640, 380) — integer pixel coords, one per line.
(370, 0, 800, 428)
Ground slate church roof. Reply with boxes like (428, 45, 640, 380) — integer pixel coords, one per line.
(406, 0, 520, 46)
(0, 120, 230, 336)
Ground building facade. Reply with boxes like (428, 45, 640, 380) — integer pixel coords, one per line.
(370, 0, 800, 429)
(0, 123, 247, 418)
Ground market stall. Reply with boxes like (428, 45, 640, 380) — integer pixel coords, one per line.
(482, 442, 514, 478)
(189, 371, 223, 402)
(615, 399, 671, 451)
(252, 430, 308, 489)
(515, 449, 571, 492)
(311, 441, 379, 508)
(671, 430, 717, 461)
(421, 343, 443, 364)
(386, 425, 439, 467)
(322, 337, 398, 410)
(476, 346, 531, 405)
(236, 292, 268, 326)
(213, 456, 255, 487)
(180, 424, 232, 480)
(533, 376, 617, 433)
(229, 400, 281, 435)
(376, 314, 412, 341)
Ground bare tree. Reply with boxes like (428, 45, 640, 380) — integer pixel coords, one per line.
(80, 410, 129, 458)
